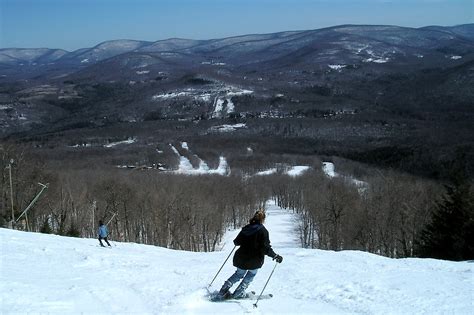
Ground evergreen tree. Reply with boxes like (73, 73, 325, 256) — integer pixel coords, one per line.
(40, 219, 52, 234)
(66, 222, 81, 237)
(417, 175, 474, 261)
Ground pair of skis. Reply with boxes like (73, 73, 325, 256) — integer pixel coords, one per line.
(208, 290, 273, 302)
(207, 247, 279, 308)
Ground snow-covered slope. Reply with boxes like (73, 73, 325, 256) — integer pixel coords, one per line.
(0, 48, 68, 65)
(1, 201, 472, 314)
(62, 40, 151, 63)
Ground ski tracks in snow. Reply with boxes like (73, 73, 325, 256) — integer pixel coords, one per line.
(2, 202, 472, 314)
(198, 200, 346, 314)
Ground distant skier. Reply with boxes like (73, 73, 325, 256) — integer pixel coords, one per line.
(217, 209, 283, 299)
(98, 220, 111, 247)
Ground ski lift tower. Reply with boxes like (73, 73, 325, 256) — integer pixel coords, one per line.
(15, 183, 49, 230)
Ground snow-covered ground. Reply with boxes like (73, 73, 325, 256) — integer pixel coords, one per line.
(328, 64, 347, 71)
(255, 165, 311, 177)
(323, 162, 337, 177)
(169, 143, 229, 175)
(152, 87, 252, 106)
(104, 137, 136, 148)
(255, 168, 278, 176)
(152, 91, 189, 100)
(208, 123, 247, 133)
(255, 166, 310, 177)
(287, 166, 310, 177)
(323, 162, 368, 193)
(2, 200, 472, 314)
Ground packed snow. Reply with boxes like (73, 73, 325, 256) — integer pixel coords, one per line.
(323, 162, 368, 193)
(323, 162, 337, 177)
(212, 97, 236, 118)
(152, 92, 188, 100)
(69, 143, 92, 148)
(363, 57, 389, 63)
(212, 98, 226, 118)
(196, 93, 212, 102)
(208, 123, 247, 133)
(151, 87, 252, 106)
(202, 61, 226, 66)
(350, 43, 391, 63)
(255, 168, 278, 176)
(328, 64, 347, 70)
(226, 98, 235, 113)
(286, 165, 310, 177)
(362, 49, 390, 63)
(152, 89, 211, 102)
(255, 166, 310, 177)
(169, 144, 229, 176)
(104, 137, 136, 148)
(1, 200, 472, 314)
(226, 89, 253, 97)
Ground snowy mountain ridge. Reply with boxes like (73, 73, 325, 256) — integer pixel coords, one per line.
(1, 201, 472, 314)
(1, 24, 472, 68)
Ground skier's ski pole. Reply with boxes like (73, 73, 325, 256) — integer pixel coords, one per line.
(106, 211, 118, 226)
(208, 245, 236, 288)
(253, 260, 278, 308)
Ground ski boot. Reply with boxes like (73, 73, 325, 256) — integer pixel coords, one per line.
(232, 282, 249, 299)
(215, 281, 232, 300)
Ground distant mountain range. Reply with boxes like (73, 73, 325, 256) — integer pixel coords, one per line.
(1, 24, 473, 81)
(1, 24, 473, 179)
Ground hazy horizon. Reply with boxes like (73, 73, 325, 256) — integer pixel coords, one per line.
(1, 0, 473, 50)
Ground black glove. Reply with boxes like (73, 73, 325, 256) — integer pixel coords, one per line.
(273, 254, 283, 263)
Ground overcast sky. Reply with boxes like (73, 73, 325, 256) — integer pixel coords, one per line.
(1, 0, 473, 50)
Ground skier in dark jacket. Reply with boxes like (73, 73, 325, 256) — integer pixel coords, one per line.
(217, 210, 283, 299)
(98, 220, 111, 247)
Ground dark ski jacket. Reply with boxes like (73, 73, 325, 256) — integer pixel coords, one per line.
(232, 223, 276, 270)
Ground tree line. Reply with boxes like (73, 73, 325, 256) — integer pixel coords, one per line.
(1, 144, 266, 252)
(1, 143, 472, 260)
(269, 160, 473, 260)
